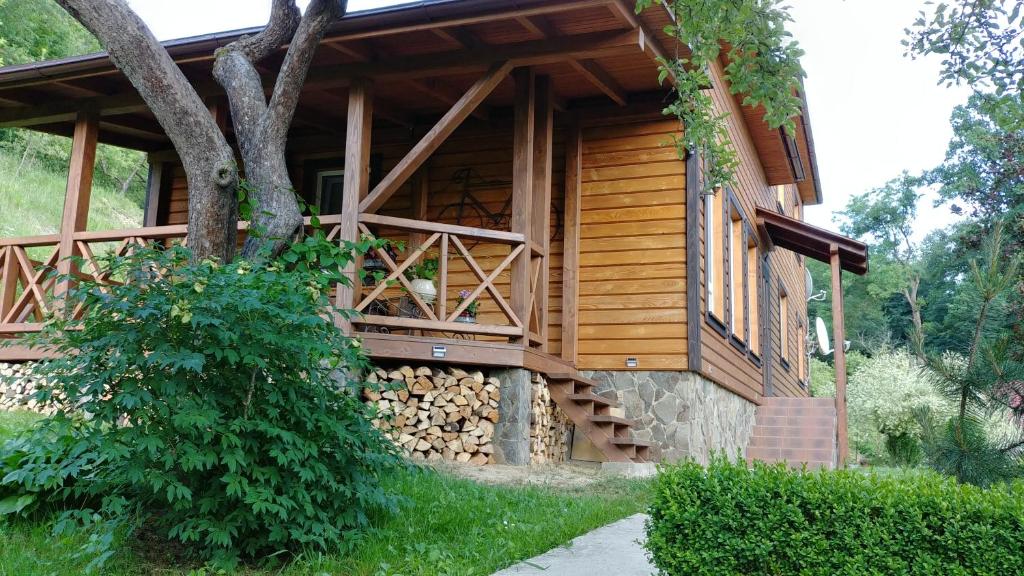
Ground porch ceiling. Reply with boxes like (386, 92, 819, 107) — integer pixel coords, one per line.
(0, 0, 679, 151)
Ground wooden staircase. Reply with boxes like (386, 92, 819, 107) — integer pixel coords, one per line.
(547, 373, 653, 463)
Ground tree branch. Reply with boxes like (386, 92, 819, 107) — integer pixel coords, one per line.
(232, 0, 302, 63)
(267, 0, 345, 145)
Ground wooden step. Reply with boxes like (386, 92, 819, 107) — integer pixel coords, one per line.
(567, 393, 615, 407)
(548, 372, 596, 394)
(610, 437, 654, 448)
(590, 415, 636, 427)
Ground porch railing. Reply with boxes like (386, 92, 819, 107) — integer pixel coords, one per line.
(0, 214, 534, 344)
(353, 213, 527, 340)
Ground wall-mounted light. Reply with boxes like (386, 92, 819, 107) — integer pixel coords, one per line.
(432, 345, 447, 359)
(625, 357, 639, 368)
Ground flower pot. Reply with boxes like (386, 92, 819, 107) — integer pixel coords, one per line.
(409, 278, 437, 305)
(455, 311, 477, 324)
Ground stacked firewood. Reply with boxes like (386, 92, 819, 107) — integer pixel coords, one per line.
(530, 373, 572, 464)
(364, 365, 500, 466)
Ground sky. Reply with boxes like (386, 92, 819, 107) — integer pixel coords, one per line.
(125, 0, 972, 237)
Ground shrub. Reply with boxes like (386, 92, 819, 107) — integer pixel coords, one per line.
(0, 236, 401, 567)
(646, 458, 1024, 576)
(846, 348, 948, 460)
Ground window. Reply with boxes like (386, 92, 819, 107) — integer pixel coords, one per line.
(730, 206, 744, 337)
(747, 241, 760, 356)
(779, 286, 790, 367)
(706, 188, 762, 365)
(316, 169, 345, 215)
(705, 190, 725, 321)
(775, 185, 787, 212)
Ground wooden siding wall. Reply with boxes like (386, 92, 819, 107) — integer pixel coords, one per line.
(158, 122, 565, 354)
(577, 118, 687, 371)
(697, 60, 808, 402)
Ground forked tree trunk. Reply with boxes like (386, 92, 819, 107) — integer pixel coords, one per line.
(56, 0, 347, 262)
(55, 0, 239, 262)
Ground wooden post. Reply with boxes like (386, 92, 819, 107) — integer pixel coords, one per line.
(830, 244, 849, 467)
(142, 158, 165, 228)
(409, 167, 429, 247)
(337, 79, 374, 334)
(56, 110, 99, 304)
(510, 68, 535, 345)
(561, 119, 582, 362)
(532, 75, 553, 350)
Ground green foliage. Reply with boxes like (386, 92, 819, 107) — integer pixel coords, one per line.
(405, 255, 439, 281)
(905, 0, 1023, 95)
(0, 147, 142, 239)
(0, 234, 402, 568)
(635, 0, 805, 190)
(0, 0, 99, 66)
(808, 357, 835, 398)
(925, 93, 1024, 222)
(646, 457, 1024, 576)
(919, 224, 1024, 486)
(885, 432, 924, 467)
(0, 434, 652, 576)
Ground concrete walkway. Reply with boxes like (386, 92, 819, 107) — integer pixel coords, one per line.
(492, 514, 655, 576)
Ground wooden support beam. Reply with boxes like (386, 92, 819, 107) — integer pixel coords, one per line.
(337, 78, 374, 334)
(569, 59, 627, 106)
(515, 16, 625, 107)
(532, 75, 554, 351)
(307, 30, 638, 87)
(561, 119, 582, 363)
(0, 93, 147, 128)
(56, 110, 99, 303)
(510, 68, 535, 346)
(830, 244, 849, 468)
(611, 0, 678, 85)
(360, 61, 513, 214)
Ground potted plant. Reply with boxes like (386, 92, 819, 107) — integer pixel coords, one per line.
(455, 289, 479, 323)
(362, 243, 398, 287)
(405, 256, 439, 305)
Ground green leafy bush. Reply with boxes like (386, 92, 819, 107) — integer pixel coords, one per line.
(0, 235, 400, 567)
(647, 458, 1024, 576)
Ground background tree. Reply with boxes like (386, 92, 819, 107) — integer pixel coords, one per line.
(919, 225, 1024, 486)
(906, 0, 1023, 95)
(837, 173, 928, 359)
(56, 0, 347, 262)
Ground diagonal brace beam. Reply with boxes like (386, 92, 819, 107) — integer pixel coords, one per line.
(360, 60, 514, 214)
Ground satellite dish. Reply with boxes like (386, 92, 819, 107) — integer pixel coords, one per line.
(806, 269, 814, 296)
(816, 316, 832, 355)
(815, 316, 851, 355)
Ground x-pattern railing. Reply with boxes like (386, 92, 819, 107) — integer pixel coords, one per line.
(352, 213, 527, 339)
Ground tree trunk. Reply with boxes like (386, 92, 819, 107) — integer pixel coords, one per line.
(904, 275, 925, 362)
(56, 0, 239, 263)
(213, 0, 345, 259)
(57, 0, 347, 262)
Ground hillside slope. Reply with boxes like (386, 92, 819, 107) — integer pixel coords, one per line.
(0, 149, 142, 239)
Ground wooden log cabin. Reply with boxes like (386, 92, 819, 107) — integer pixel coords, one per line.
(0, 0, 867, 468)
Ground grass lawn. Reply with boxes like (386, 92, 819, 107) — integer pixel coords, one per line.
(0, 411, 652, 576)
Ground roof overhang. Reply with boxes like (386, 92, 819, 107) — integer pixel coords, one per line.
(756, 208, 868, 275)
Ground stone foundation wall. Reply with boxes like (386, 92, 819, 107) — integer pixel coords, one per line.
(584, 371, 756, 464)
(0, 362, 55, 414)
